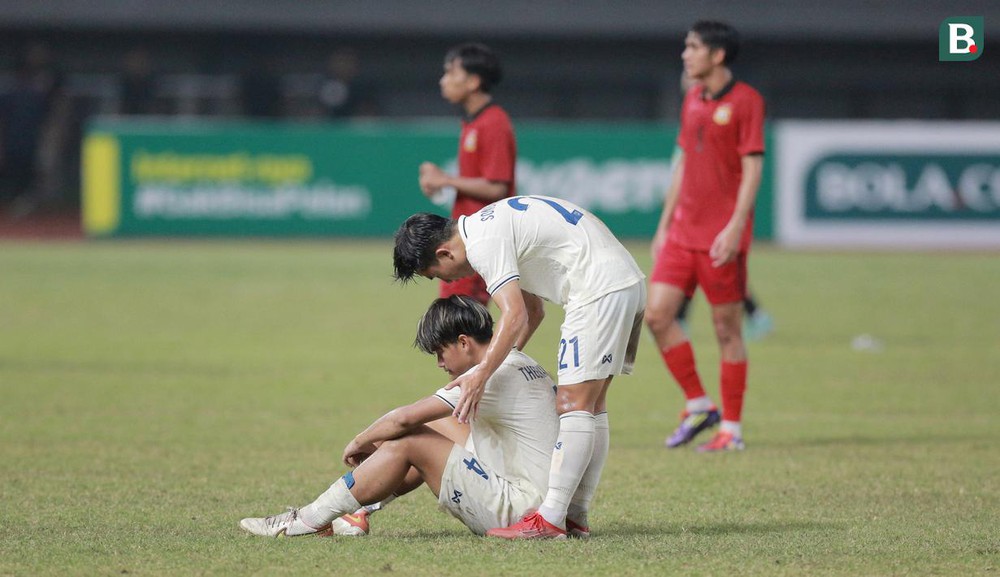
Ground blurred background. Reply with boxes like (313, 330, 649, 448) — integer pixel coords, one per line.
(0, 0, 998, 245)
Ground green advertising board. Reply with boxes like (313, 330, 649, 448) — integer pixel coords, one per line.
(83, 119, 774, 240)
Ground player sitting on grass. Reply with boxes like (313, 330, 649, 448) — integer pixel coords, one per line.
(239, 295, 559, 538)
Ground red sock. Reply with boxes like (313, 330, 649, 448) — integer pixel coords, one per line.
(720, 360, 748, 423)
(661, 342, 706, 400)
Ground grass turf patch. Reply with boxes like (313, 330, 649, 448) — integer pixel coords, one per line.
(1, 241, 997, 576)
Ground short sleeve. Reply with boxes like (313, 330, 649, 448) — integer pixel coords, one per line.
(434, 386, 460, 409)
(736, 90, 766, 157)
(434, 362, 482, 408)
(676, 87, 698, 151)
(465, 236, 520, 295)
(476, 117, 516, 184)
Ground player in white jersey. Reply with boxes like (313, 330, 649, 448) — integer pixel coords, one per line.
(393, 195, 646, 539)
(239, 296, 558, 538)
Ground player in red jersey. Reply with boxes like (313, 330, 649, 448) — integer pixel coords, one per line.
(647, 21, 765, 452)
(419, 43, 517, 306)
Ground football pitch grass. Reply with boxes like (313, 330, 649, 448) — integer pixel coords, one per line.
(1, 240, 997, 576)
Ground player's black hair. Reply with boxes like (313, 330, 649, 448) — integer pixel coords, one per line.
(691, 20, 740, 65)
(392, 212, 456, 283)
(444, 42, 503, 93)
(414, 295, 494, 354)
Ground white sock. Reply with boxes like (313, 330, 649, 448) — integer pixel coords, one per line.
(538, 410, 595, 528)
(720, 420, 742, 436)
(298, 474, 362, 529)
(567, 412, 609, 528)
(686, 396, 714, 413)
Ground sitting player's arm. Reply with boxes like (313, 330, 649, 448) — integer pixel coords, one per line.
(342, 396, 452, 467)
(514, 290, 544, 351)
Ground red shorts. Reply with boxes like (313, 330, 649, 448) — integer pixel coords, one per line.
(440, 274, 490, 306)
(651, 241, 747, 305)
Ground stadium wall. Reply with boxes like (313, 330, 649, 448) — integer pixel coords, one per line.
(83, 119, 1000, 248)
(83, 118, 737, 240)
(776, 121, 1000, 249)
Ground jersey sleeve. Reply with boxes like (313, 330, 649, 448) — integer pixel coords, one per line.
(466, 236, 520, 295)
(433, 362, 483, 408)
(434, 385, 460, 409)
(433, 358, 518, 413)
(676, 87, 697, 151)
(736, 90, 766, 157)
(475, 116, 516, 184)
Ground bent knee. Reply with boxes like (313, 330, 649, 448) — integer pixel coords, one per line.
(645, 306, 675, 332)
(555, 382, 605, 414)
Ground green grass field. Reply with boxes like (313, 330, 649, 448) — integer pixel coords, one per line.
(1, 240, 997, 576)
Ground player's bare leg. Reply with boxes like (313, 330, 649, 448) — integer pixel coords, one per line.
(332, 418, 466, 536)
(426, 415, 470, 446)
(645, 282, 688, 351)
(647, 282, 719, 447)
(349, 427, 454, 499)
(239, 427, 454, 537)
(699, 301, 747, 452)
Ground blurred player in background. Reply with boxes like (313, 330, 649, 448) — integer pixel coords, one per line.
(418, 43, 517, 306)
(646, 21, 765, 452)
(674, 291, 773, 340)
(667, 71, 773, 341)
(240, 296, 558, 538)
(393, 195, 645, 539)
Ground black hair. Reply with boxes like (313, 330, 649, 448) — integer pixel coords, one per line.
(414, 295, 494, 354)
(392, 212, 455, 283)
(444, 42, 503, 93)
(691, 20, 740, 65)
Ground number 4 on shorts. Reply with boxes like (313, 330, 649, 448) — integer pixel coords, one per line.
(463, 457, 489, 480)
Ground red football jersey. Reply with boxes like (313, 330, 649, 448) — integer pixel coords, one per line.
(452, 103, 517, 218)
(670, 80, 765, 252)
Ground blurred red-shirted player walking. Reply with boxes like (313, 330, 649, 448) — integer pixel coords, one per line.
(419, 43, 516, 305)
(647, 21, 765, 452)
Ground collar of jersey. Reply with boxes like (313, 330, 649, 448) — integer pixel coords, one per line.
(700, 78, 736, 102)
(463, 101, 496, 122)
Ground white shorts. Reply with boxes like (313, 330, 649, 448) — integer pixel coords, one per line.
(437, 444, 542, 536)
(557, 282, 646, 385)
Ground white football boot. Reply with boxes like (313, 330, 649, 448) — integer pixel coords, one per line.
(239, 507, 325, 537)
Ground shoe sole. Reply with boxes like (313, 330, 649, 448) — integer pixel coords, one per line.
(697, 443, 746, 453)
(486, 531, 568, 540)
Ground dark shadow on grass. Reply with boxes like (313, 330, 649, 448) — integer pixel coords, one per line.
(363, 521, 836, 540)
(364, 529, 474, 541)
(297, 521, 837, 541)
(596, 519, 835, 538)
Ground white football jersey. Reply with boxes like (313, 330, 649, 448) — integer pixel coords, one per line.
(458, 196, 644, 310)
(435, 349, 558, 496)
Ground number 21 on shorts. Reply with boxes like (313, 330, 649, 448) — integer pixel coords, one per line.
(559, 336, 580, 370)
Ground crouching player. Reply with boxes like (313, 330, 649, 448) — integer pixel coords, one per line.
(239, 295, 559, 538)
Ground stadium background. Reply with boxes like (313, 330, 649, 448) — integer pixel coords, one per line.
(1, 1, 998, 246)
(3, 3, 1000, 576)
